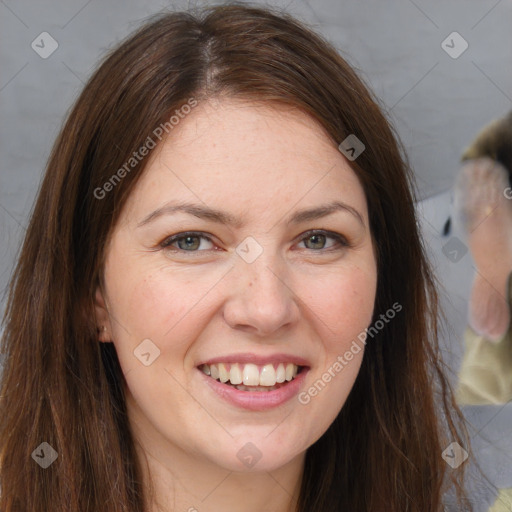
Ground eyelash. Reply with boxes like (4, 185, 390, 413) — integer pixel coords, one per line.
(159, 230, 350, 254)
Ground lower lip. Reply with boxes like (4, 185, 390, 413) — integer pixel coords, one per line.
(199, 368, 309, 411)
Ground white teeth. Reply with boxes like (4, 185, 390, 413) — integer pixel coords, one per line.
(218, 363, 229, 383)
(243, 363, 260, 386)
(259, 364, 276, 386)
(285, 363, 296, 381)
(276, 363, 286, 383)
(229, 363, 243, 385)
(203, 362, 300, 388)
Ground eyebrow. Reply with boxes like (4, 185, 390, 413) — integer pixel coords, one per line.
(137, 200, 364, 229)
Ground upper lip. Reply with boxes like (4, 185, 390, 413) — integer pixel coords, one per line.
(197, 352, 311, 367)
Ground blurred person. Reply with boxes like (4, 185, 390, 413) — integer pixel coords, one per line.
(453, 113, 512, 512)
(454, 113, 512, 404)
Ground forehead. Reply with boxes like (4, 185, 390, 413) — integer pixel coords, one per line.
(123, 97, 369, 225)
(153, 97, 342, 168)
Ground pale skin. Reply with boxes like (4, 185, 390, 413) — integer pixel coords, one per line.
(454, 157, 512, 341)
(95, 97, 378, 512)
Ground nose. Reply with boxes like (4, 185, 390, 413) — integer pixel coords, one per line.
(222, 248, 301, 337)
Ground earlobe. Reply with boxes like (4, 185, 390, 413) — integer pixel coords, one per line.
(94, 286, 112, 343)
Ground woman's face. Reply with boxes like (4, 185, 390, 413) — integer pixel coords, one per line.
(96, 97, 377, 473)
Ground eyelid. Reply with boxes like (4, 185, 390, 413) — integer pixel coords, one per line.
(296, 229, 350, 249)
(160, 231, 216, 251)
(159, 229, 350, 253)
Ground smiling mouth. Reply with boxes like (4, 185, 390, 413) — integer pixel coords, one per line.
(199, 362, 305, 392)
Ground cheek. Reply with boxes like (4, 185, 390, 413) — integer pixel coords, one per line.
(295, 265, 376, 441)
(107, 258, 202, 337)
(104, 257, 230, 377)
(302, 263, 377, 350)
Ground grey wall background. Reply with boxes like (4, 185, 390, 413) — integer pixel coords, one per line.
(1, 0, 511, 510)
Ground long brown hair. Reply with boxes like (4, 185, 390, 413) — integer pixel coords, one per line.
(0, 3, 473, 510)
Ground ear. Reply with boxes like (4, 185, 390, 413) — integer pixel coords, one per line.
(94, 286, 113, 343)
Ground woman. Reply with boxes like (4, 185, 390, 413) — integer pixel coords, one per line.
(0, 4, 474, 511)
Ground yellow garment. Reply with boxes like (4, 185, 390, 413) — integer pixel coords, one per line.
(455, 273, 512, 511)
(455, 272, 512, 406)
(489, 487, 512, 511)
